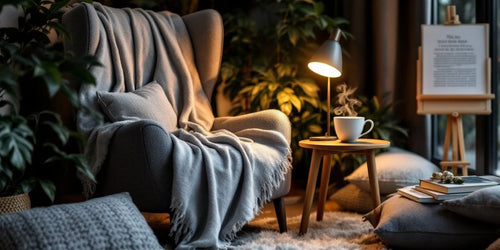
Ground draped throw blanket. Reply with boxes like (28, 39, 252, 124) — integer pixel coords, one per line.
(75, 3, 292, 249)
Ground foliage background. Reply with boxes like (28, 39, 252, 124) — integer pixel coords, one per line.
(94, 0, 408, 184)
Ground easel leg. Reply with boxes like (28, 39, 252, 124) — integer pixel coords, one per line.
(440, 114, 470, 176)
(442, 117, 452, 172)
(451, 116, 459, 174)
(457, 115, 468, 175)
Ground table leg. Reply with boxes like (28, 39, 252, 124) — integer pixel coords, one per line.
(316, 154, 332, 221)
(366, 149, 381, 208)
(300, 149, 322, 235)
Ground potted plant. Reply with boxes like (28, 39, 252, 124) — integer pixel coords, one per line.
(0, 0, 98, 213)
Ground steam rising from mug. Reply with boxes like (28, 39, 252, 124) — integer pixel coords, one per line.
(334, 83, 362, 117)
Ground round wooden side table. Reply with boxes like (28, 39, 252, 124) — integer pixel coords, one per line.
(298, 138, 390, 235)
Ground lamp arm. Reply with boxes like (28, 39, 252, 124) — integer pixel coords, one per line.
(327, 77, 331, 137)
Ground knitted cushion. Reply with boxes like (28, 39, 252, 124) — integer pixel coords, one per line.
(0, 193, 163, 250)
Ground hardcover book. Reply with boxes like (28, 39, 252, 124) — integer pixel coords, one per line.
(419, 176, 498, 194)
(397, 186, 440, 203)
(413, 186, 469, 201)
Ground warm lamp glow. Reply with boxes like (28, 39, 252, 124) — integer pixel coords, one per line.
(308, 62, 341, 78)
(308, 28, 343, 141)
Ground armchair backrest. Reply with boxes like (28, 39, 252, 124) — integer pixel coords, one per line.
(63, 4, 223, 100)
(62, 3, 223, 135)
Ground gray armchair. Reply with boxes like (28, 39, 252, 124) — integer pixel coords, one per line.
(62, 2, 291, 237)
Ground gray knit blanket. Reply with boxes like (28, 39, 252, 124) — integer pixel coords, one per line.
(75, 3, 291, 249)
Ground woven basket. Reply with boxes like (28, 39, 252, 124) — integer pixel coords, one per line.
(0, 193, 31, 215)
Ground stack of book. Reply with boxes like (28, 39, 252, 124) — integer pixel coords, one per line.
(397, 175, 500, 203)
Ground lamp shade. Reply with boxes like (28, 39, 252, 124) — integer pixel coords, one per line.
(308, 28, 342, 78)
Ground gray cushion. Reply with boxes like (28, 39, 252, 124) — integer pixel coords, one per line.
(0, 193, 163, 250)
(96, 81, 177, 131)
(345, 147, 439, 194)
(363, 195, 500, 249)
(442, 185, 500, 225)
(330, 183, 386, 213)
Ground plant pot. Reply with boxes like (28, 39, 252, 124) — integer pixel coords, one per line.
(0, 193, 31, 215)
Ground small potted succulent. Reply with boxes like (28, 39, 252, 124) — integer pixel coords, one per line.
(0, 0, 98, 213)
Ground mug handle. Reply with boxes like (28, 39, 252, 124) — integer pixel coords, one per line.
(360, 119, 374, 138)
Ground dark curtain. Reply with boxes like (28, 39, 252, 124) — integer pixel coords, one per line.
(327, 0, 433, 158)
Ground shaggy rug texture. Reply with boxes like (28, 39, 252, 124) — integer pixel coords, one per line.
(230, 211, 386, 249)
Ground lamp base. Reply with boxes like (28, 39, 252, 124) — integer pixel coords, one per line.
(309, 136, 338, 141)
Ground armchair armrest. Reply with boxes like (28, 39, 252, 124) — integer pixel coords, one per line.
(95, 120, 174, 212)
(212, 109, 291, 144)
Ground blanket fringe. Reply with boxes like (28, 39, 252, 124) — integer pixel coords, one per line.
(169, 197, 194, 244)
(168, 147, 293, 248)
(227, 147, 293, 243)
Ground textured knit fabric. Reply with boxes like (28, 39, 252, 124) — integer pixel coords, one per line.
(67, 3, 292, 249)
(0, 193, 163, 250)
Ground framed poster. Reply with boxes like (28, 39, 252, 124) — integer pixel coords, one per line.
(422, 24, 488, 95)
(417, 24, 494, 114)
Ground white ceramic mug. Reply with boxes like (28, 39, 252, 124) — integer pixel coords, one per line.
(334, 116, 374, 142)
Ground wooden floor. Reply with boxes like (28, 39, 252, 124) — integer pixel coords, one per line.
(143, 180, 343, 243)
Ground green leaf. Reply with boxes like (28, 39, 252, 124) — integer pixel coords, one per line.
(277, 91, 290, 106)
(287, 28, 300, 46)
(280, 102, 292, 116)
(65, 63, 96, 84)
(42, 62, 62, 97)
(308, 124, 322, 134)
(259, 94, 270, 109)
(2, 118, 34, 171)
(290, 95, 301, 112)
(0, 176, 6, 192)
(39, 179, 56, 202)
(2, 167, 13, 180)
(60, 83, 80, 107)
(313, 2, 325, 15)
(18, 178, 37, 193)
(267, 83, 280, 93)
(43, 121, 70, 145)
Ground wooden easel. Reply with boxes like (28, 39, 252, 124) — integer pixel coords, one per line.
(443, 5, 461, 25)
(440, 112, 469, 175)
(439, 7, 468, 175)
(416, 5, 494, 176)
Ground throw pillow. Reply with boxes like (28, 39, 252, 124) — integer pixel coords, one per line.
(363, 195, 500, 249)
(0, 193, 163, 250)
(345, 147, 439, 194)
(441, 185, 500, 225)
(96, 81, 178, 131)
(329, 183, 386, 213)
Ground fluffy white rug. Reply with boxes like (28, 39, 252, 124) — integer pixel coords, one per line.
(231, 211, 386, 250)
